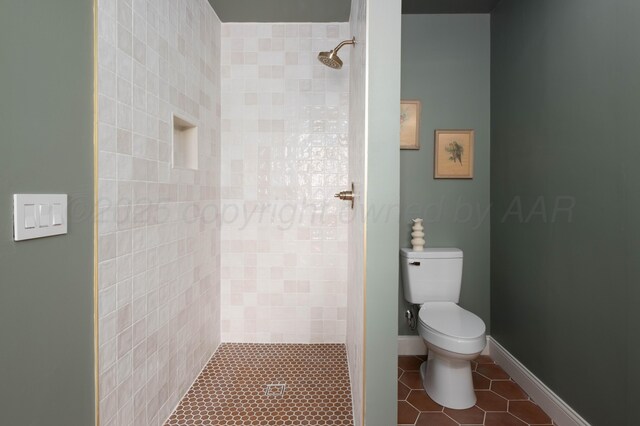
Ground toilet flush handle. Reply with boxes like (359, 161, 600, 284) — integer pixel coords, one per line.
(409, 261, 421, 266)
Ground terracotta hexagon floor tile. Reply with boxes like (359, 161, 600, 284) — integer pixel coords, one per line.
(472, 371, 491, 390)
(476, 363, 511, 380)
(398, 356, 424, 371)
(508, 400, 552, 424)
(396, 355, 555, 426)
(475, 390, 508, 412)
(491, 380, 528, 400)
(415, 412, 459, 426)
(444, 405, 485, 424)
(406, 390, 443, 412)
(399, 371, 424, 390)
(483, 412, 527, 426)
(398, 382, 411, 401)
(398, 400, 420, 425)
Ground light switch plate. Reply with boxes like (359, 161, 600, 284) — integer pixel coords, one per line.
(13, 194, 68, 241)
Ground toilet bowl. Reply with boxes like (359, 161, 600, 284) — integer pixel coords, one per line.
(417, 302, 485, 409)
(399, 248, 486, 410)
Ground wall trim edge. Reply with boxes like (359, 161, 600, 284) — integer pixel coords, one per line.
(488, 337, 591, 426)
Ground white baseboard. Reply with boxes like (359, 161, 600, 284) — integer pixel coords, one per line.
(488, 337, 590, 426)
(398, 335, 427, 355)
(397, 335, 490, 356)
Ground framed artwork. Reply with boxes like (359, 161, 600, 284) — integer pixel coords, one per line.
(400, 100, 421, 150)
(434, 130, 474, 179)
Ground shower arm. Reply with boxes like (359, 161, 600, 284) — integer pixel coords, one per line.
(332, 37, 356, 53)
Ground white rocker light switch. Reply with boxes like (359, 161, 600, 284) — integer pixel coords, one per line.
(13, 194, 67, 241)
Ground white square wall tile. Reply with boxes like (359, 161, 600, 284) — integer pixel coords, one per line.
(220, 22, 349, 344)
(97, 0, 221, 425)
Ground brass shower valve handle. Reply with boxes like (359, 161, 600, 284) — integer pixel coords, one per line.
(334, 190, 354, 201)
(334, 183, 355, 209)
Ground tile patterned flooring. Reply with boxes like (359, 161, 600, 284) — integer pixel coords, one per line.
(164, 343, 353, 426)
(398, 355, 554, 426)
(164, 344, 551, 426)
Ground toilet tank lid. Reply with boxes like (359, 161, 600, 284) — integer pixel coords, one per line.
(400, 248, 462, 259)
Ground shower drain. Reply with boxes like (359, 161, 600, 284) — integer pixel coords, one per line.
(264, 384, 286, 397)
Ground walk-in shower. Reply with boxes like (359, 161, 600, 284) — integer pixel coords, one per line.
(317, 37, 356, 69)
(96, 3, 360, 421)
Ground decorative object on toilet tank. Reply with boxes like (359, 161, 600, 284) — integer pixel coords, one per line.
(411, 218, 425, 251)
(400, 100, 421, 150)
(434, 129, 474, 178)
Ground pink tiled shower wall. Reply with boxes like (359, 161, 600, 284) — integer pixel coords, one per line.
(220, 23, 350, 343)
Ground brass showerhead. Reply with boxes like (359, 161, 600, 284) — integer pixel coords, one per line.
(317, 37, 356, 69)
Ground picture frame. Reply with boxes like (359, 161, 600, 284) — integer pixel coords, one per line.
(434, 130, 475, 179)
(400, 100, 421, 150)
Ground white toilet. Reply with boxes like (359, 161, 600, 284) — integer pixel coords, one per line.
(400, 248, 486, 409)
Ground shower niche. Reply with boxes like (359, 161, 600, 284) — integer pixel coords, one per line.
(172, 114, 198, 170)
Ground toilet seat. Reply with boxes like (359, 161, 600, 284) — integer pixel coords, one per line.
(418, 302, 486, 355)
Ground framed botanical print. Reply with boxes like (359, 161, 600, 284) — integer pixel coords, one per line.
(434, 130, 474, 179)
(400, 100, 421, 150)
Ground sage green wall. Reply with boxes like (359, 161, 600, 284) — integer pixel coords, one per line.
(0, 1, 95, 424)
(491, 0, 640, 424)
(403, 0, 499, 14)
(365, 0, 401, 424)
(208, 0, 350, 22)
(399, 14, 491, 335)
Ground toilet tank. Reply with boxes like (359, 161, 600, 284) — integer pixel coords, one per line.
(400, 248, 463, 304)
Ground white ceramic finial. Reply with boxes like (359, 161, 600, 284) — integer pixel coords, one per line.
(411, 218, 425, 251)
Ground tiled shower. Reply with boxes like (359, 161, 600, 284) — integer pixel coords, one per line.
(220, 22, 350, 344)
(96, 0, 364, 425)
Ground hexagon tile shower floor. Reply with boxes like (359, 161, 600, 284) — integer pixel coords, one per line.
(164, 343, 354, 425)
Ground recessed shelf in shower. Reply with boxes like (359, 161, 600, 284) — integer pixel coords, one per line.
(172, 114, 198, 170)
